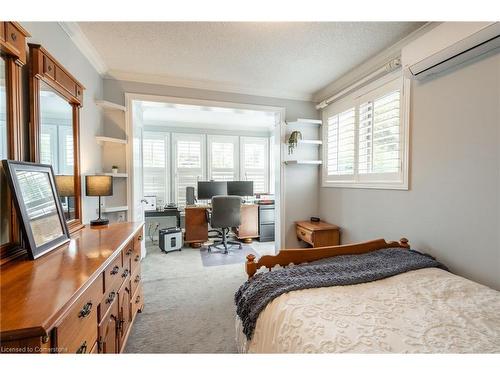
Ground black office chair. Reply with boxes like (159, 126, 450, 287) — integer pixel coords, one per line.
(207, 195, 242, 253)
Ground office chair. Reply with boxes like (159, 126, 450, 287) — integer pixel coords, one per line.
(208, 195, 242, 253)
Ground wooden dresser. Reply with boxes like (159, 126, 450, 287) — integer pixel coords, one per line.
(296, 220, 340, 248)
(0, 222, 144, 354)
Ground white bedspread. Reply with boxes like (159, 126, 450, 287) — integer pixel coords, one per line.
(236, 268, 500, 353)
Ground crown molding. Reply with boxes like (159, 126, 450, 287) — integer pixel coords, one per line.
(312, 22, 440, 103)
(58, 22, 108, 75)
(105, 69, 314, 102)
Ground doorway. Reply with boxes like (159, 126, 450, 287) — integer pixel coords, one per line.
(125, 94, 285, 255)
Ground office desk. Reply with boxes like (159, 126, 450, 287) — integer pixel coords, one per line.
(145, 208, 181, 227)
(184, 204, 259, 248)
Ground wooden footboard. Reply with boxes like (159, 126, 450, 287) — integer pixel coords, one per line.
(245, 238, 410, 278)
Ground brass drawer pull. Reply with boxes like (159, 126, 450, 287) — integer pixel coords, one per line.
(134, 255, 140, 262)
(47, 65, 52, 71)
(105, 291, 116, 304)
(300, 231, 306, 236)
(78, 302, 93, 318)
(135, 295, 141, 304)
(134, 275, 141, 283)
(11, 33, 17, 42)
(110, 265, 119, 275)
(122, 269, 129, 278)
(137, 235, 143, 241)
(76, 340, 87, 354)
(126, 248, 133, 256)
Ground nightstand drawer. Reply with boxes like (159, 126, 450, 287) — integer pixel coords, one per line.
(296, 226, 313, 245)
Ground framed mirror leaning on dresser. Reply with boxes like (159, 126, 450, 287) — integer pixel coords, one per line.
(0, 22, 30, 264)
(28, 43, 85, 234)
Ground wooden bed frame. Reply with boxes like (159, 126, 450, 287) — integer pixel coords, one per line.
(245, 238, 410, 278)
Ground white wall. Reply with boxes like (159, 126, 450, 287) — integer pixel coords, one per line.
(103, 79, 319, 247)
(319, 52, 500, 290)
(21, 22, 104, 224)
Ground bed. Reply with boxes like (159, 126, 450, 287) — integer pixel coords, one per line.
(235, 238, 500, 353)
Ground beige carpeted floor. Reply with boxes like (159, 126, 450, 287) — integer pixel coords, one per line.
(124, 241, 274, 353)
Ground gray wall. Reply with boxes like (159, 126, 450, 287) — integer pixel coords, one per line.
(319, 52, 500, 290)
(103, 79, 320, 247)
(20, 22, 104, 224)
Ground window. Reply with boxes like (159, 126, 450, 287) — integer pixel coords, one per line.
(172, 133, 206, 206)
(322, 74, 409, 189)
(207, 135, 239, 181)
(143, 131, 169, 204)
(240, 137, 269, 194)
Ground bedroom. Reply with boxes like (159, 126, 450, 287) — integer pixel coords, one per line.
(0, 0, 499, 373)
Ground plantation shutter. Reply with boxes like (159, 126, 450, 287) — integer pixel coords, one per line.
(208, 135, 239, 181)
(358, 90, 401, 174)
(326, 107, 356, 176)
(143, 132, 168, 204)
(240, 137, 269, 194)
(173, 133, 206, 206)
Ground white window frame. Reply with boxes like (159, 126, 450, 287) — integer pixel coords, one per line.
(172, 133, 206, 205)
(207, 134, 239, 181)
(240, 136, 269, 194)
(321, 71, 410, 190)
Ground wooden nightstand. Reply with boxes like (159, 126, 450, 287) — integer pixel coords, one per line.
(295, 220, 340, 247)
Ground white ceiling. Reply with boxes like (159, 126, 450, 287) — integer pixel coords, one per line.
(140, 101, 277, 130)
(75, 22, 424, 101)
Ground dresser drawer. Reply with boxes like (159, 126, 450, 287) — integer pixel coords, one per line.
(131, 283, 143, 322)
(104, 252, 123, 296)
(131, 228, 143, 274)
(99, 282, 119, 324)
(55, 274, 103, 354)
(296, 226, 313, 245)
(130, 265, 141, 298)
(122, 240, 134, 273)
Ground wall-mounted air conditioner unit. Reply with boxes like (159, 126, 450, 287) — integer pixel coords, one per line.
(402, 22, 500, 80)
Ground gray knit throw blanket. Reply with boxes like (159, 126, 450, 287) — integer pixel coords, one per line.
(235, 248, 447, 340)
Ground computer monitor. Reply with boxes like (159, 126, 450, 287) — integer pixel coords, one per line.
(227, 181, 254, 197)
(197, 181, 227, 200)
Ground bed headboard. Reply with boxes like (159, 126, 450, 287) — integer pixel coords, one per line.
(245, 238, 410, 278)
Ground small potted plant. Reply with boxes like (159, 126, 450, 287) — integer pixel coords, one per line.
(287, 130, 302, 154)
(111, 165, 119, 174)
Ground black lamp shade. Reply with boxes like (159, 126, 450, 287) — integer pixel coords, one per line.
(85, 175, 113, 197)
(55, 175, 75, 197)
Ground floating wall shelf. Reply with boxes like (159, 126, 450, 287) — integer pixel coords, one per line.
(101, 172, 128, 178)
(286, 118, 322, 126)
(95, 100, 126, 112)
(284, 160, 323, 165)
(297, 139, 322, 145)
(101, 205, 129, 213)
(95, 136, 128, 145)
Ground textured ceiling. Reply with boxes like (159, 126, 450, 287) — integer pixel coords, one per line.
(78, 22, 423, 100)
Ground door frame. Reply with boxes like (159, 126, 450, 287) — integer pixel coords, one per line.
(125, 93, 286, 251)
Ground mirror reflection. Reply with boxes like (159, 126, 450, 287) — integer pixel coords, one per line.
(15, 170, 64, 247)
(0, 57, 9, 246)
(39, 82, 75, 221)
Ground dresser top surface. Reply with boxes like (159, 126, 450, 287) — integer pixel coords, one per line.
(0, 222, 143, 339)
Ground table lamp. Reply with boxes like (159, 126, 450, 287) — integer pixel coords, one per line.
(55, 175, 75, 219)
(86, 175, 113, 226)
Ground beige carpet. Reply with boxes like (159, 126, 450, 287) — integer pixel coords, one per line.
(124, 241, 273, 353)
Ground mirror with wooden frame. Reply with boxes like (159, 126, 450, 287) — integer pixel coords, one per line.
(0, 22, 30, 264)
(28, 44, 85, 234)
